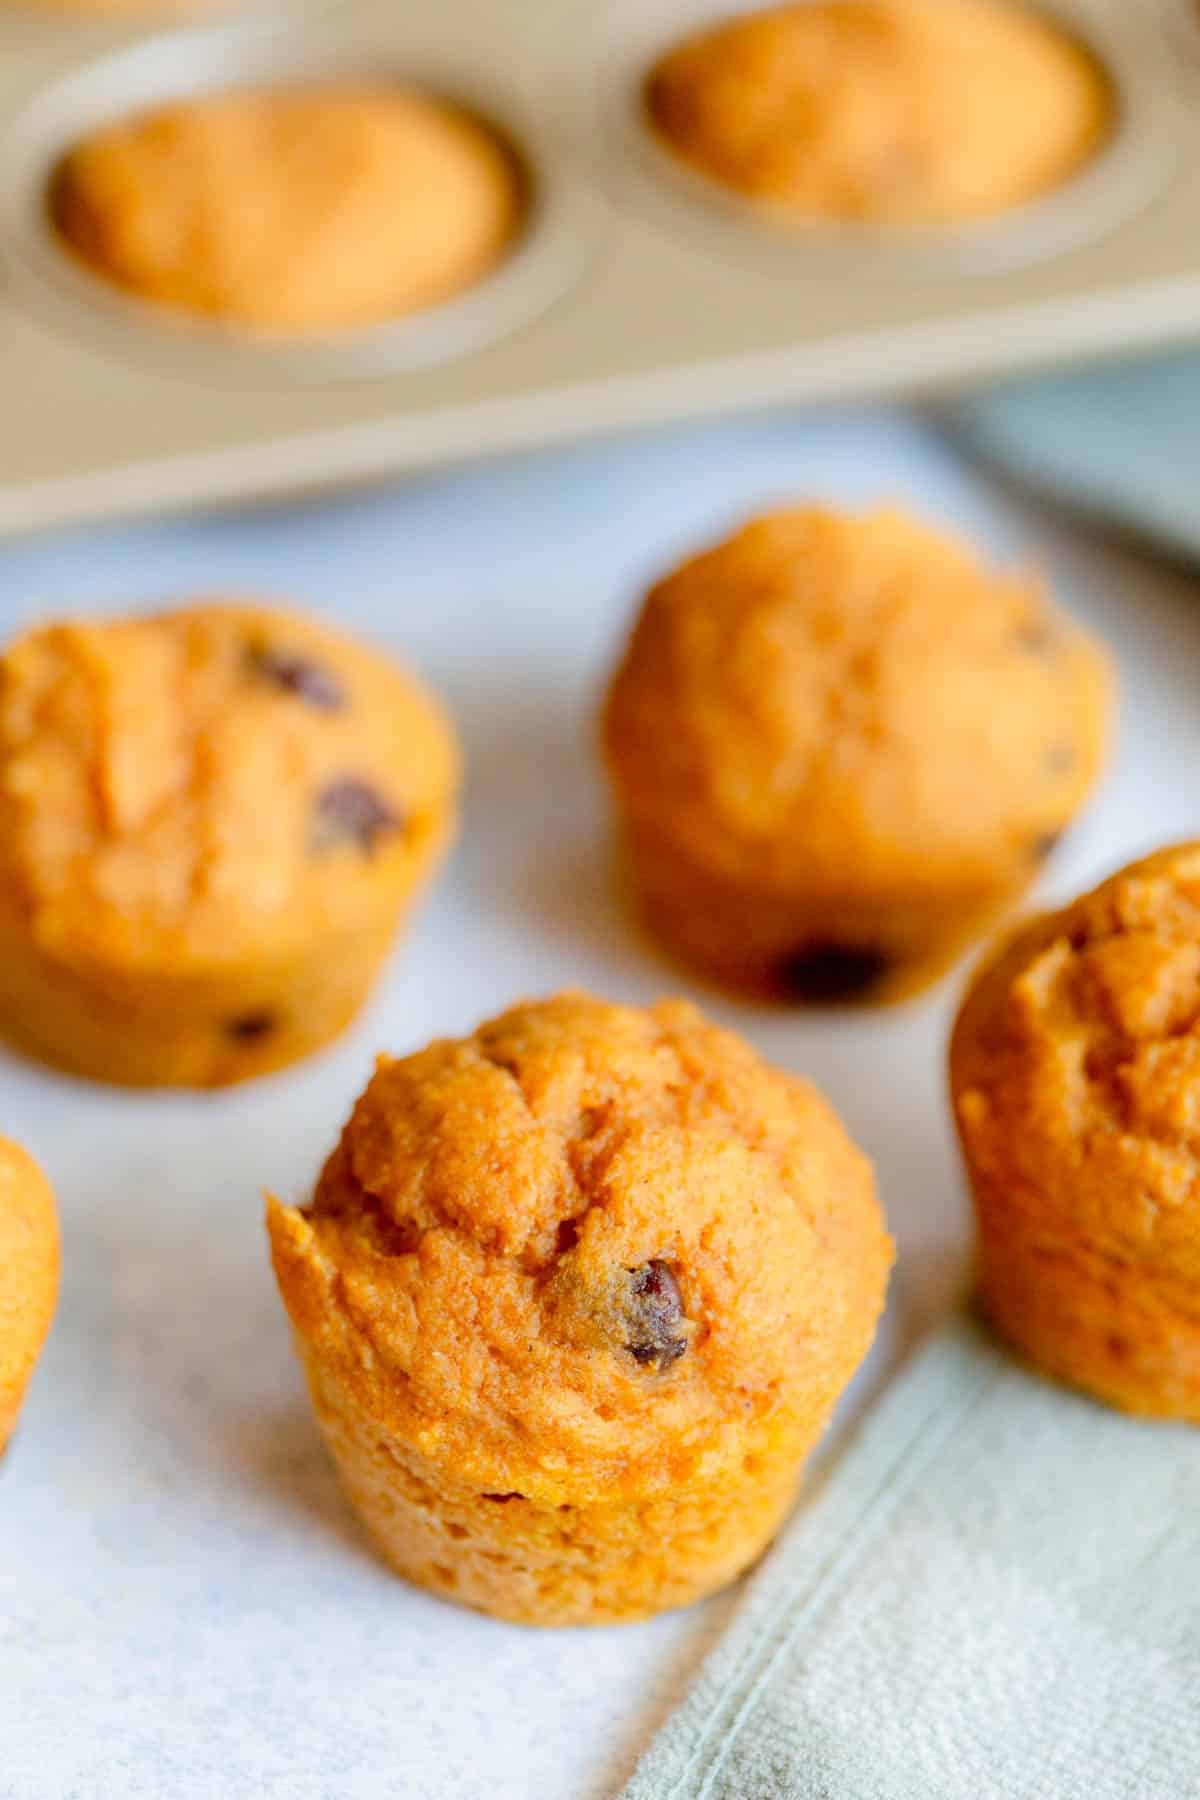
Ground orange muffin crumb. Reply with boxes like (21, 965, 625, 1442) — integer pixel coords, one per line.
(0, 601, 458, 1087)
(0, 1138, 59, 1455)
(951, 844, 1200, 1418)
(268, 991, 892, 1624)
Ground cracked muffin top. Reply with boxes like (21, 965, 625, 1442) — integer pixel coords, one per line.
(951, 844, 1200, 1293)
(0, 602, 458, 970)
(267, 992, 892, 1503)
(51, 83, 525, 334)
(603, 506, 1113, 899)
(646, 0, 1112, 227)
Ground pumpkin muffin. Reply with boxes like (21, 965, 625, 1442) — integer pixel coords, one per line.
(267, 991, 891, 1625)
(645, 0, 1113, 227)
(0, 1138, 59, 1456)
(951, 844, 1200, 1420)
(0, 601, 458, 1087)
(51, 83, 525, 334)
(602, 505, 1113, 1006)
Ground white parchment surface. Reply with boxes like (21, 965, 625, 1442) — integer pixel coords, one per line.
(2, 413, 1196, 1799)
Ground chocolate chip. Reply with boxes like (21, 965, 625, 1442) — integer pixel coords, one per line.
(226, 1010, 277, 1042)
(626, 1260, 687, 1370)
(555, 1218, 581, 1255)
(775, 943, 892, 1005)
(1033, 829, 1065, 862)
(311, 778, 402, 855)
(248, 644, 344, 711)
(481, 1492, 525, 1503)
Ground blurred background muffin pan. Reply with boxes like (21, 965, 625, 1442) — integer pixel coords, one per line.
(0, 0, 1195, 536)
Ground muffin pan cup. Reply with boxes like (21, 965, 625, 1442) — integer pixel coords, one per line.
(0, 15, 588, 381)
(595, 0, 1171, 278)
(0, 0, 1196, 535)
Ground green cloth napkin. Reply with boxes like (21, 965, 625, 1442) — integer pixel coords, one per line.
(957, 349, 1200, 565)
(621, 1317, 1200, 1800)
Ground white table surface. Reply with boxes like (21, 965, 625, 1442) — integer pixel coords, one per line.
(1, 411, 1197, 1800)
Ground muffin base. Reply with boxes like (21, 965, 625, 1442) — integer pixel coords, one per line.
(0, 902, 407, 1088)
(298, 1349, 806, 1627)
(978, 1227, 1200, 1422)
(620, 820, 1027, 1007)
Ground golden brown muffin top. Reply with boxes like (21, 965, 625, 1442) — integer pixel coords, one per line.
(0, 603, 458, 970)
(603, 506, 1113, 897)
(268, 992, 891, 1502)
(52, 83, 525, 333)
(951, 845, 1200, 1293)
(0, 1137, 60, 1439)
(646, 0, 1113, 226)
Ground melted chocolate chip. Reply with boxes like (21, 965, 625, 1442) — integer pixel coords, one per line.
(775, 942, 892, 1005)
(311, 778, 402, 855)
(626, 1260, 687, 1370)
(481, 1491, 525, 1503)
(226, 1010, 277, 1042)
(1033, 829, 1065, 862)
(249, 644, 344, 711)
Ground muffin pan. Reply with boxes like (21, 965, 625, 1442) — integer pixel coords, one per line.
(0, 0, 1196, 536)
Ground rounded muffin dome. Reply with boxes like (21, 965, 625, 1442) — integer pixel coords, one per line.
(0, 602, 455, 964)
(603, 505, 1112, 1002)
(269, 991, 892, 1622)
(951, 844, 1200, 1419)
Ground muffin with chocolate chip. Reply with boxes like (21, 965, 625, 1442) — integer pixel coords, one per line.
(267, 991, 891, 1624)
(0, 602, 458, 1086)
(646, 0, 1112, 227)
(602, 505, 1113, 1005)
(952, 844, 1200, 1419)
(52, 82, 525, 336)
(0, 1137, 59, 1456)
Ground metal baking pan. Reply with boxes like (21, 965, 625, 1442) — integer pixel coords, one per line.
(0, 0, 1195, 536)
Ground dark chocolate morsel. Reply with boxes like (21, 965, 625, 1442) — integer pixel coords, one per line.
(775, 942, 892, 1005)
(248, 643, 345, 711)
(481, 1492, 525, 1503)
(311, 778, 402, 855)
(555, 1218, 581, 1255)
(625, 1259, 687, 1369)
(226, 1010, 277, 1042)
